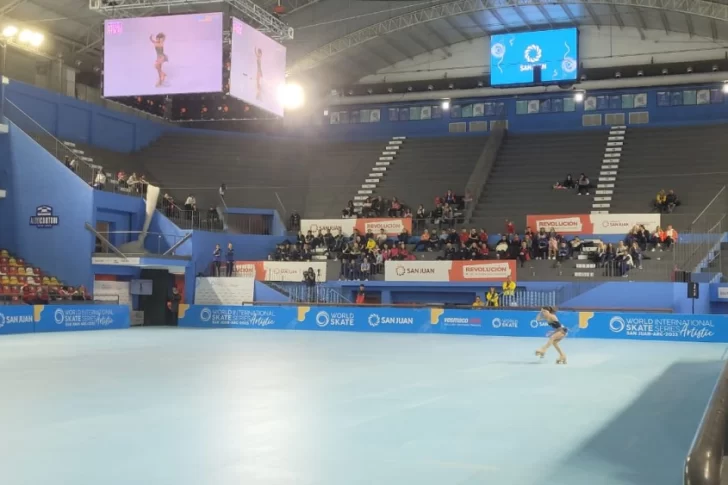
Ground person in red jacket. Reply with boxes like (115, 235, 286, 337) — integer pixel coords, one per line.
(355, 285, 366, 304)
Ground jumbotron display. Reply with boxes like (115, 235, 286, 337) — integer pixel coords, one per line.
(230, 17, 287, 117)
(103, 13, 223, 97)
(490, 28, 578, 87)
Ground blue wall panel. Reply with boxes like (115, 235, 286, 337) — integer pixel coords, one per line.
(4, 123, 94, 287)
(5, 81, 167, 152)
(93, 191, 145, 248)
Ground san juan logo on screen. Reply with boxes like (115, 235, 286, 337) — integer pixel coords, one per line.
(29, 205, 59, 228)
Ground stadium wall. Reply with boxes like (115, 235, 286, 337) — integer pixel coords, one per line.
(4, 80, 167, 152)
(1, 123, 95, 288)
(323, 83, 728, 138)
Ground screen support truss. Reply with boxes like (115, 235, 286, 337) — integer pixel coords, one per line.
(88, 0, 294, 40)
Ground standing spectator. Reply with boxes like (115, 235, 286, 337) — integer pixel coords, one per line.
(577, 173, 591, 195)
(502, 276, 516, 297)
(167, 287, 181, 326)
(184, 194, 196, 220)
(355, 284, 366, 304)
(289, 210, 301, 231)
(360, 258, 371, 280)
(415, 204, 426, 232)
(518, 241, 530, 268)
(225, 242, 235, 277)
(655, 190, 667, 212)
(219, 183, 226, 202)
(303, 268, 316, 301)
(94, 169, 107, 190)
(415, 229, 432, 251)
(64, 156, 72, 169)
(212, 244, 222, 276)
(505, 219, 515, 235)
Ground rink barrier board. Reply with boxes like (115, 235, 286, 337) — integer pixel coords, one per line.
(178, 305, 726, 343)
(0, 305, 130, 335)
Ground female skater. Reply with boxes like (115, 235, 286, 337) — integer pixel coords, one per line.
(255, 47, 263, 100)
(534, 306, 567, 364)
(150, 33, 168, 87)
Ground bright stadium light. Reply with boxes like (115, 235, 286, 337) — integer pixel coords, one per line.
(280, 83, 305, 110)
(574, 92, 584, 103)
(16, 29, 43, 47)
(2, 26, 17, 38)
(441, 100, 450, 110)
(29, 32, 44, 47)
(723, 83, 728, 94)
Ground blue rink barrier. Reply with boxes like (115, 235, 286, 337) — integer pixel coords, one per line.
(178, 305, 728, 343)
(0, 304, 130, 335)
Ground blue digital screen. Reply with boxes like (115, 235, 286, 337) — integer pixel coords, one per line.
(490, 28, 578, 86)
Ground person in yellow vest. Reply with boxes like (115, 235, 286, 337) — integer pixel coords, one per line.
(502, 276, 516, 296)
(655, 190, 667, 211)
(485, 287, 499, 307)
(472, 295, 485, 308)
(501, 276, 517, 306)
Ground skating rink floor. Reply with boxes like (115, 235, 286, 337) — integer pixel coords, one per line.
(0, 328, 724, 485)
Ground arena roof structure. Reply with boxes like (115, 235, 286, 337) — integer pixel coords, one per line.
(3, 0, 728, 87)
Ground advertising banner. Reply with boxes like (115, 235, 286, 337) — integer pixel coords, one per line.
(526, 214, 661, 234)
(179, 305, 728, 343)
(233, 261, 328, 282)
(384, 260, 516, 282)
(0, 304, 130, 335)
(300, 218, 412, 237)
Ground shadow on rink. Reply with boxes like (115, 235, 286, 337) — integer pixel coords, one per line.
(549, 361, 725, 485)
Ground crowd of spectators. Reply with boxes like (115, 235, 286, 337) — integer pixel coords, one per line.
(341, 189, 473, 223)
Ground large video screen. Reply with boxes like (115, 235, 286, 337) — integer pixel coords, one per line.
(103, 13, 223, 97)
(490, 28, 578, 87)
(230, 17, 287, 117)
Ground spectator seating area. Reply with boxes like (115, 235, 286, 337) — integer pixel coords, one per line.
(471, 131, 607, 230)
(371, 136, 487, 219)
(611, 124, 728, 226)
(0, 249, 89, 304)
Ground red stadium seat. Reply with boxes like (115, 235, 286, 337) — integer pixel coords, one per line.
(10, 285, 19, 294)
(0, 257, 8, 265)
(0, 266, 7, 275)
(16, 258, 25, 265)
(32, 267, 40, 275)
(8, 267, 17, 276)
(16, 276, 26, 284)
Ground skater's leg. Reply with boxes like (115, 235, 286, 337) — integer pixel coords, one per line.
(536, 336, 553, 356)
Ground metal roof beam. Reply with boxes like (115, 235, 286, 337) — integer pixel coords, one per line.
(423, 21, 450, 47)
(467, 11, 491, 34)
(379, 36, 412, 59)
(559, 3, 578, 24)
(280, 0, 320, 15)
(659, 10, 670, 34)
(583, 3, 602, 28)
(0, 0, 28, 19)
(632, 7, 647, 39)
(711, 18, 718, 40)
(442, 16, 471, 40)
(490, 8, 512, 32)
(608, 4, 624, 28)
(685, 13, 694, 37)
(511, 5, 534, 29)
(536, 4, 555, 27)
(290, 0, 728, 75)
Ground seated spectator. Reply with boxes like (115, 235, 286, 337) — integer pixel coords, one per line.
(414, 229, 433, 251)
(518, 241, 530, 268)
(577, 173, 591, 195)
(665, 190, 680, 213)
(414, 204, 426, 231)
(478, 242, 489, 260)
(472, 296, 484, 308)
(438, 242, 455, 261)
(655, 190, 667, 212)
(485, 287, 499, 307)
(599, 243, 616, 267)
(548, 237, 559, 260)
(615, 241, 634, 276)
(117, 171, 127, 188)
(360, 258, 371, 280)
(389, 197, 402, 217)
(289, 211, 301, 231)
(505, 219, 515, 235)
(664, 225, 678, 249)
(402, 206, 413, 219)
(570, 236, 583, 255)
(398, 228, 409, 245)
(557, 241, 570, 262)
(562, 174, 576, 189)
(376, 229, 388, 247)
(495, 236, 509, 259)
(442, 204, 455, 229)
(536, 230, 549, 260)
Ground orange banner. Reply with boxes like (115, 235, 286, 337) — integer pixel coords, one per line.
(385, 260, 516, 282)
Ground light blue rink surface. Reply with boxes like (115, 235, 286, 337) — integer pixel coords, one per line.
(0, 328, 724, 485)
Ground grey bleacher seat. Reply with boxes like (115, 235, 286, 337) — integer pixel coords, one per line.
(133, 132, 313, 214)
(610, 124, 728, 228)
(302, 140, 391, 218)
(374, 136, 487, 216)
(471, 131, 607, 232)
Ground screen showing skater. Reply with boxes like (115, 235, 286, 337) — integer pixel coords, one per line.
(103, 13, 223, 97)
(230, 17, 287, 117)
